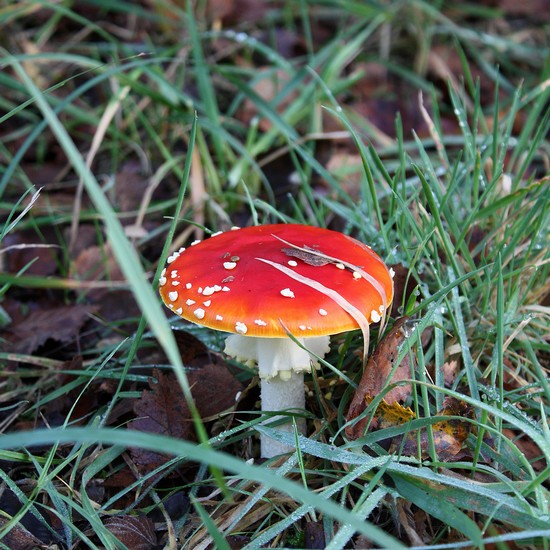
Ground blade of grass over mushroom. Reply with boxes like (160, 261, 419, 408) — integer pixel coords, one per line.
(0, 427, 406, 549)
(277, 320, 356, 388)
(255, 257, 372, 363)
(272, 234, 390, 310)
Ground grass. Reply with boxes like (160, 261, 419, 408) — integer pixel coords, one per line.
(0, 1, 549, 548)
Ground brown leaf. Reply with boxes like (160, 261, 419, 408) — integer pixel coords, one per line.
(129, 363, 243, 470)
(191, 362, 243, 419)
(104, 515, 157, 550)
(395, 398, 473, 461)
(0, 519, 44, 550)
(304, 519, 326, 549)
(3, 230, 59, 277)
(346, 317, 415, 439)
(3, 304, 95, 355)
(129, 369, 193, 471)
(388, 264, 415, 318)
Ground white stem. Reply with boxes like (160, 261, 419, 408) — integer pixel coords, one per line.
(224, 334, 330, 458)
(260, 370, 306, 458)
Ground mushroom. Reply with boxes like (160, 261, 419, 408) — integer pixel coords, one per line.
(158, 224, 394, 457)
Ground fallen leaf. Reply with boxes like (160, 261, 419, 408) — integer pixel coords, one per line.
(0, 488, 54, 547)
(191, 362, 243, 419)
(304, 519, 326, 549)
(104, 515, 156, 550)
(370, 398, 416, 430)
(395, 397, 473, 461)
(388, 264, 415, 318)
(129, 363, 243, 471)
(397, 498, 426, 546)
(129, 369, 193, 471)
(3, 229, 59, 277)
(2, 304, 95, 355)
(346, 317, 415, 439)
(0, 519, 45, 550)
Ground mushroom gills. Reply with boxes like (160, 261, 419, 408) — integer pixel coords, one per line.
(224, 334, 330, 379)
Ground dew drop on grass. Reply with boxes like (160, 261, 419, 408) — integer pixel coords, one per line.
(235, 32, 249, 43)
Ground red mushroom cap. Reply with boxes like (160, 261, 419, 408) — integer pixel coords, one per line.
(159, 224, 394, 337)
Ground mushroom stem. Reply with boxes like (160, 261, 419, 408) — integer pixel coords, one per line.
(260, 370, 306, 458)
(224, 334, 330, 457)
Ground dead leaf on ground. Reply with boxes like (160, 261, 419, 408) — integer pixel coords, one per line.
(2, 229, 60, 277)
(369, 398, 416, 430)
(304, 519, 326, 549)
(0, 519, 45, 550)
(388, 264, 415, 318)
(129, 369, 194, 471)
(104, 515, 157, 550)
(393, 397, 473, 461)
(346, 317, 415, 439)
(129, 363, 243, 471)
(0, 487, 55, 548)
(2, 304, 96, 355)
(69, 243, 140, 327)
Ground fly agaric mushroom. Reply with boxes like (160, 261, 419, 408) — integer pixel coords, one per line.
(158, 224, 394, 457)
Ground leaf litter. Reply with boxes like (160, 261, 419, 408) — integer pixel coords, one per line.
(0, 1, 548, 547)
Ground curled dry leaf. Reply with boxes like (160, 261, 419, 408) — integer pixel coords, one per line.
(346, 317, 415, 439)
(104, 515, 157, 550)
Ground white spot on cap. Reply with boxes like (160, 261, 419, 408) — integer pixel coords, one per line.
(161, 268, 166, 277)
(202, 286, 216, 296)
(379, 305, 385, 314)
(172, 281, 180, 286)
(288, 260, 298, 267)
(222, 286, 230, 292)
(299, 325, 307, 331)
(168, 291, 179, 302)
(210, 231, 223, 237)
(319, 308, 328, 316)
(335, 263, 345, 270)
(216, 315, 223, 321)
(230, 226, 240, 231)
(280, 288, 295, 298)
(159, 277, 167, 286)
(175, 307, 183, 314)
(203, 300, 211, 307)
(223, 261, 237, 270)
(186, 283, 192, 289)
(235, 321, 248, 334)
(352, 271, 361, 280)
(198, 287, 203, 294)
(254, 319, 267, 326)
(171, 270, 178, 278)
(178, 247, 186, 253)
(167, 252, 179, 264)
(191, 239, 201, 246)
(186, 299, 196, 306)
(194, 308, 206, 319)
(371, 310, 381, 323)
(389, 267, 395, 278)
